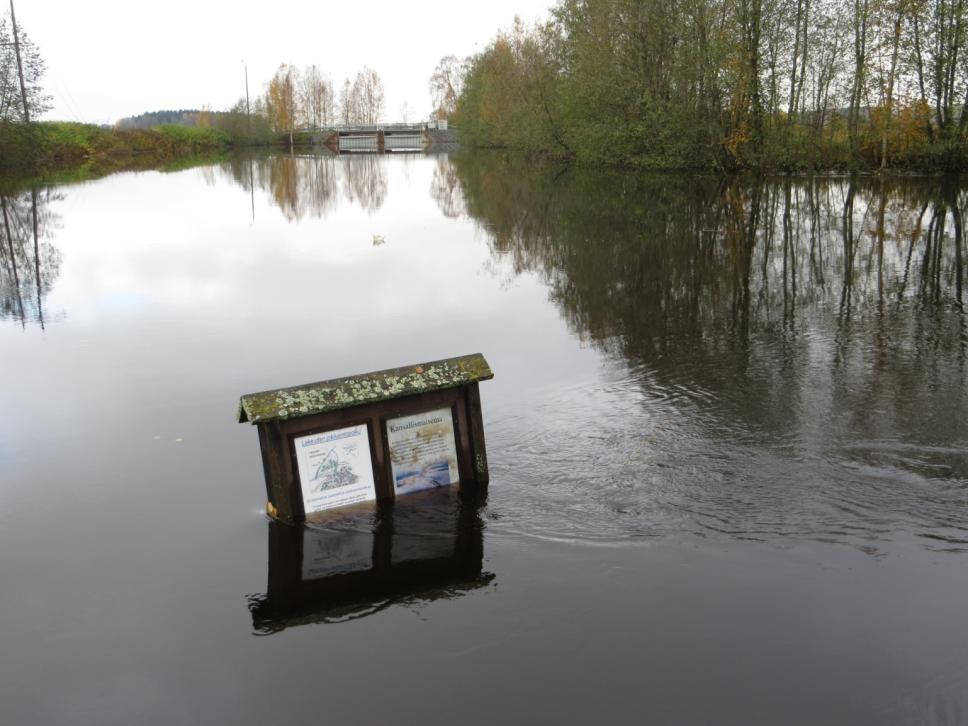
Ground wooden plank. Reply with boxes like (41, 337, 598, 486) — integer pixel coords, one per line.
(238, 353, 493, 424)
(258, 422, 290, 520)
(465, 382, 490, 484)
(453, 395, 474, 484)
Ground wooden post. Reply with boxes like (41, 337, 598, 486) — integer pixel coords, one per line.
(465, 382, 490, 483)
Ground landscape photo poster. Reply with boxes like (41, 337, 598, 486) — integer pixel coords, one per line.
(294, 424, 377, 514)
(386, 408, 460, 496)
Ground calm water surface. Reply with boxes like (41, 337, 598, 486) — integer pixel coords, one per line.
(1, 153, 967, 725)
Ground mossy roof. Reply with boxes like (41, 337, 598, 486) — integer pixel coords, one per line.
(237, 353, 494, 424)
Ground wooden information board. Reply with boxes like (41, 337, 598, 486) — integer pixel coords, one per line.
(237, 354, 493, 523)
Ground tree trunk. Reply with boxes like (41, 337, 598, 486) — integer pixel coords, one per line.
(912, 13, 934, 141)
(881, 8, 904, 171)
(849, 0, 869, 160)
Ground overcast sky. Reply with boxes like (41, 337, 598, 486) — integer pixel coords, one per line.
(15, 0, 553, 125)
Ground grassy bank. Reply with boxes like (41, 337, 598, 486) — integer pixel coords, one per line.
(0, 121, 234, 178)
(0, 122, 333, 183)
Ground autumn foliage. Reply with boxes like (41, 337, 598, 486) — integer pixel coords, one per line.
(455, 0, 968, 171)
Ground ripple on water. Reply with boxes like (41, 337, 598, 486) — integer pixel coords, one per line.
(483, 361, 968, 554)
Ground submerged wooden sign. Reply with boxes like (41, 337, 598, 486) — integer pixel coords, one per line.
(237, 354, 493, 523)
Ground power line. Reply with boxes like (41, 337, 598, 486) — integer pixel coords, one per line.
(49, 74, 84, 122)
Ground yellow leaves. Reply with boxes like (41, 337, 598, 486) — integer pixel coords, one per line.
(196, 105, 212, 129)
(266, 64, 297, 133)
(723, 120, 752, 157)
(867, 101, 932, 161)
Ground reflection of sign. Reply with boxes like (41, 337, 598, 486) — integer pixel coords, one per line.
(294, 425, 376, 514)
(391, 532, 457, 566)
(301, 528, 374, 581)
(386, 408, 459, 495)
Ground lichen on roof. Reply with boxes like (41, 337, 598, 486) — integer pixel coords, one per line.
(237, 353, 494, 424)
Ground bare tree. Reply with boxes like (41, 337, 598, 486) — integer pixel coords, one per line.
(352, 67, 385, 124)
(429, 55, 467, 119)
(300, 65, 335, 130)
(338, 79, 355, 124)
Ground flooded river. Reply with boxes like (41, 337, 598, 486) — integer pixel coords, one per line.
(1, 153, 967, 725)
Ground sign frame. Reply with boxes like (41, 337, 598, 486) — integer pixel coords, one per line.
(240, 355, 491, 523)
(290, 419, 380, 516)
(382, 404, 463, 497)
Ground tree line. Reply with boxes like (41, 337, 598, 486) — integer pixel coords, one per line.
(215, 64, 387, 149)
(117, 110, 212, 129)
(453, 0, 968, 170)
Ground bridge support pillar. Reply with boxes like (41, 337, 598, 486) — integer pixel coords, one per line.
(377, 130, 385, 153)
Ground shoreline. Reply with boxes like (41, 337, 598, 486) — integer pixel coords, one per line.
(1, 121, 964, 191)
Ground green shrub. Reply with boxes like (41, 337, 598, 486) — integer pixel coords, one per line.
(0, 121, 232, 179)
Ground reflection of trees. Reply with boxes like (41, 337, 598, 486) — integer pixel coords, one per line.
(219, 153, 387, 219)
(0, 187, 62, 327)
(452, 154, 968, 452)
(341, 154, 387, 213)
(429, 156, 465, 218)
(268, 156, 301, 221)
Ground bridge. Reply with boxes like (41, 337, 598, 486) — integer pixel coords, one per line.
(309, 123, 451, 153)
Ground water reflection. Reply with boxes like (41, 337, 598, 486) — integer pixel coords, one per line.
(247, 488, 492, 633)
(452, 154, 968, 549)
(0, 187, 61, 327)
(219, 153, 391, 220)
(430, 156, 465, 219)
(3, 152, 965, 552)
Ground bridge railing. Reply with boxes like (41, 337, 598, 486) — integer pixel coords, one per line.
(292, 122, 456, 134)
(293, 123, 431, 134)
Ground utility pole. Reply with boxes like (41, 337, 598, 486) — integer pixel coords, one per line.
(244, 62, 249, 118)
(31, 188, 43, 330)
(9, 0, 30, 123)
(243, 60, 252, 141)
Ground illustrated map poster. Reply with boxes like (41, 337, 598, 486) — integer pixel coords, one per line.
(294, 424, 376, 514)
(386, 408, 459, 495)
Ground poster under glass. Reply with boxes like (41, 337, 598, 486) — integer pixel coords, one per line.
(294, 424, 377, 514)
(386, 408, 460, 496)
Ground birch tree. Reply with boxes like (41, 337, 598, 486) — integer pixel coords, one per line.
(429, 55, 467, 119)
(351, 67, 385, 124)
(267, 64, 298, 151)
(300, 65, 335, 130)
(0, 14, 49, 123)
